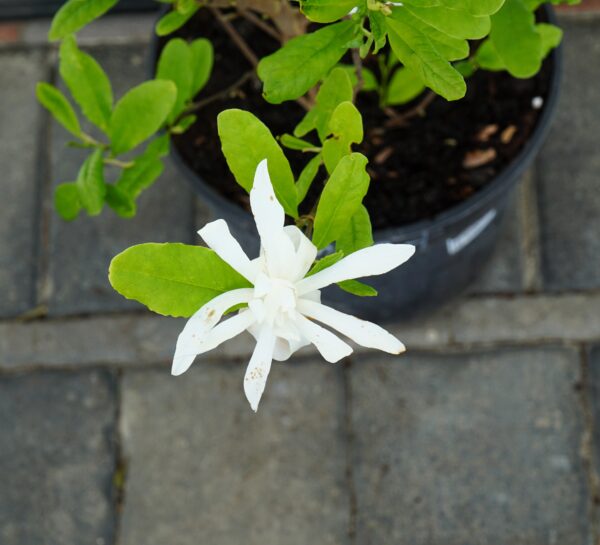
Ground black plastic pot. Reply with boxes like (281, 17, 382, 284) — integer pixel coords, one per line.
(164, 8, 562, 323)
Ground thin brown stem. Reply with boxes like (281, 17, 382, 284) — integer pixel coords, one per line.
(351, 48, 364, 99)
(384, 90, 436, 128)
(185, 70, 254, 113)
(210, 7, 259, 67)
(237, 8, 282, 42)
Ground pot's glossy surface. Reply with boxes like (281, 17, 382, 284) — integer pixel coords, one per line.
(166, 8, 562, 323)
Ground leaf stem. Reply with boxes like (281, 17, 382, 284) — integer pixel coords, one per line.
(210, 7, 259, 67)
(384, 90, 436, 128)
(103, 157, 134, 168)
(236, 8, 282, 42)
(184, 70, 254, 113)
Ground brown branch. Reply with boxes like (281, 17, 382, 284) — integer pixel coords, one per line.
(351, 48, 364, 99)
(210, 7, 259, 67)
(237, 8, 282, 42)
(384, 90, 436, 128)
(185, 70, 254, 113)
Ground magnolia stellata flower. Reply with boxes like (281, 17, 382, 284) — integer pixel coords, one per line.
(173, 159, 416, 411)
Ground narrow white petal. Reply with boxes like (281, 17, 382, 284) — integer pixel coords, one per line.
(172, 288, 254, 376)
(172, 312, 255, 376)
(294, 313, 353, 363)
(297, 299, 405, 354)
(296, 244, 416, 295)
(284, 225, 318, 282)
(198, 219, 256, 283)
(244, 326, 276, 412)
(250, 159, 295, 279)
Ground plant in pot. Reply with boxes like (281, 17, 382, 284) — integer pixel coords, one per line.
(38, 0, 577, 409)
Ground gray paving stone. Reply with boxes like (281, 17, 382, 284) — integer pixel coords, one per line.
(47, 45, 195, 316)
(0, 370, 117, 545)
(469, 191, 523, 294)
(350, 347, 590, 545)
(120, 361, 349, 545)
(585, 345, 600, 489)
(538, 19, 600, 290)
(0, 49, 46, 317)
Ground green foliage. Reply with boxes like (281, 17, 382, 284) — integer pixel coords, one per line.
(312, 153, 370, 249)
(258, 21, 356, 104)
(296, 154, 323, 203)
(54, 182, 82, 221)
(109, 243, 252, 318)
(109, 80, 177, 155)
(307, 251, 344, 276)
(295, 67, 354, 141)
(335, 204, 373, 256)
(36, 82, 80, 136)
(322, 101, 363, 173)
(49, 0, 118, 41)
(338, 279, 378, 296)
(386, 65, 426, 105)
(217, 109, 298, 218)
(76, 149, 106, 216)
(155, 3, 200, 36)
(59, 36, 113, 132)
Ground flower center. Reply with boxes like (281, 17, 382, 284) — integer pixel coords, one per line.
(249, 273, 297, 327)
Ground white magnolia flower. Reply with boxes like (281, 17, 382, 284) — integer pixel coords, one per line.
(173, 159, 416, 411)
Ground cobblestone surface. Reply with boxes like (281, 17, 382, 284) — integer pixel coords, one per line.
(0, 49, 46, 317)
(538, 19, 600, 291)
(0, 371, 117, 545)
(350, 348, 590, 545)
(119, 362, 349, 545)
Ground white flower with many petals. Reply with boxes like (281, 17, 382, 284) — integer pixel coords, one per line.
(173, 159, 416, 411)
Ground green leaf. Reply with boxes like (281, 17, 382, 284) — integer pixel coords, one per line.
(105, 184, 136, 218)
(49, 0, 118, 41)
(297, 154, 323, 203)
(322, 101, 363, 174)
(387, 11, 467, 101)
(335, 204, 373, 255)
(439, 0, 505, 17)
(300, 0, 359, 23)
(115, 135, 169, 201)
(313, 153, 370, 249)
(280, 134, 317, 151)
(76, 149, 106, 216)
(170, 114, 197, 134)
(489, 0, 542, 78)
(36, 82, 80, 136)
(337, 279, 378, 296)
(189, 38, 214, 96)
(386, 65, 426, 105)
(217, 109, 298, 218)
(109, 80, 177, 155)
(258, 20, 355, 104)
(109, 243, 252, 317)
(337, 64, 379, 92)
(155, 6, 199, 36)
(54, 182, 82, 221)
(306, 251, 344, 276)
(294, 67, 353, 142)
(404, 4, 491, 40)
(59, 36, 113, 132)
(537, 23, 563, 57)
(156, 38, 193, 123)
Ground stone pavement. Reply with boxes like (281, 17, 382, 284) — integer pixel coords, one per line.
(1, 9, 600, 545)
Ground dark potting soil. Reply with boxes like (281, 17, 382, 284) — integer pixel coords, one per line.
(171, 10, 552, 229)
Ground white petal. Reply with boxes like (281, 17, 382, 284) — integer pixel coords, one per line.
(250, 159, 295, 279)
(173, 311, 255, 376)
(296, 244, 416, 295)
(172, 288, 254, 376)
(244, 326, 276, 412)
(198, 219, 256, 283)
(297, 299, 405, 354)
(294, 313, 353, 363)
(284, 225, 318, 282)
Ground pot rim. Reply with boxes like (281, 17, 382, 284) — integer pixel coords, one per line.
(156, 5, 562, 239)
